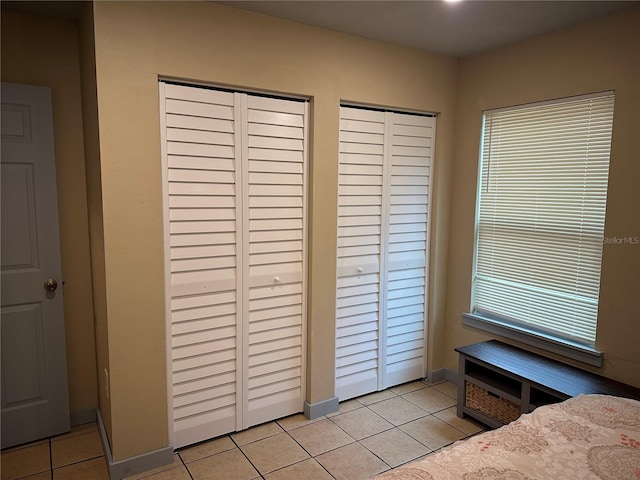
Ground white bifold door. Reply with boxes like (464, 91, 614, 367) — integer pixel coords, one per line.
(160, 82, 308, 448)
(336, 106, 435, 401)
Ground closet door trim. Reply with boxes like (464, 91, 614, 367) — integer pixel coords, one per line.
(160, 82, 173, 446)
(236, 93, 248, 430)
(377, 112, 393, 391)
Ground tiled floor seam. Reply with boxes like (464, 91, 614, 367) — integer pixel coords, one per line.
(53, 453, 104, 470)
(294, 405, 434, 475)
(48, 439, 53, 479)
(354, 439, 393, 473)
(180, 452, 196, 480)
(229, 431, 270, 479)
(157, 456, 195, 480)
(278, 424, 346, 478)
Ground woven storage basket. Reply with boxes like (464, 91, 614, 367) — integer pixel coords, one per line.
(465, 381, 520, 424)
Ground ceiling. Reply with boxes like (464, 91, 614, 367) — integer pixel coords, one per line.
(217, 0, 639, 57)
(3, 0, 637, 57)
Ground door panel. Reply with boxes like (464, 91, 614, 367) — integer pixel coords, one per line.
(335, 107, 386, 400)
(1, 83, 70, 448)
(1, 305, 46, 405)
(244, 95, 306, 428)
(382, 113, 434, 389)
(336, 107, 434, 400)
(163, 84, 239, 448)
(163, 83, 307, 448)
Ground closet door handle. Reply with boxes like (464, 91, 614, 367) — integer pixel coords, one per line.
(274, 276, 281, 283)
(356, 267, 364, 274)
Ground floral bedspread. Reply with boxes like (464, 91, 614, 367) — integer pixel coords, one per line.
(372, 394, 640, 480)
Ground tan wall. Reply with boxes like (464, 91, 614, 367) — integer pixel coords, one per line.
(78, 3, 112, 440)
(91, 1, 457, 460)
(446, 8, 640, 386)
(1, 11, 98, 416)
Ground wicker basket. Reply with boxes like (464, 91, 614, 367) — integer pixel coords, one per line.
(465, 382, 520, 424)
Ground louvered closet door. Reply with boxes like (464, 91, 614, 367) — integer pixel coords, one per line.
(383, 112, 434, 388)
(163, 83, 240, 448)
(162, 83, 307, 449)
(244, 95, 307, 427)
(336, 106, 434, 401)
(336, 107, 386, 400)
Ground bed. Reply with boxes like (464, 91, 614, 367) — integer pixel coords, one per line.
(372, 394, 640, 480)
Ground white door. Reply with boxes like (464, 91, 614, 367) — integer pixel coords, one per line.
(336, 106, 435, 401)
(244, 95, 307, 427)
(384, 112, 434, 388)
(336, 107, 386, 400)
(1, 82, 70, 448)
(162, 84, 239, 448)
(161, 83, 308, 448)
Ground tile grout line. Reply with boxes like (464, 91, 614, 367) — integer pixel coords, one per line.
(48, 439, 53, 480)
(228, 431, 269, 479)
(350, 396, 473, 454)
(294, 404, 400, 477)
(280, 419, 339, 479)
(272, 385, 464, 476)
(177, 450, 196, 480)
(338, 401, 424, 471)
(51, 454, 105, 472)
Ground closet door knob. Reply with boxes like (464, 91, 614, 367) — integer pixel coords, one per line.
(274, 276, 281, 283)
(356, 267, 364, 274)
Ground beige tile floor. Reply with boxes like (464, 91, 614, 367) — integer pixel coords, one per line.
(1, 381, 484, 480)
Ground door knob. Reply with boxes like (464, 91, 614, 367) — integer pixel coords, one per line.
(356, 267, 364, 274)
(44, 278, 58, 292)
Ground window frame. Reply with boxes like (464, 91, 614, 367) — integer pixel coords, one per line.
(466, 92, 615, 367)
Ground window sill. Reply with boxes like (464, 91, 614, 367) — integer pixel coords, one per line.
(462, 313, 603, 368)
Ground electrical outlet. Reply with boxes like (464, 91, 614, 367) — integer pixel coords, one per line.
(104, 368, 109, 399)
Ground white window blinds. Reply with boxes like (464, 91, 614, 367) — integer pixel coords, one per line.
(473, 92, 614, 346)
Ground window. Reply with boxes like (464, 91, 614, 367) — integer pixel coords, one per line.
(466, 92, 614, 366)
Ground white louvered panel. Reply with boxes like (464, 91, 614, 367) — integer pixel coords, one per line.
(244, 95, 306, 428)
(163, 83, 240, 448)
(164, 84, 312, 446)
(335, 106, 385, 401)
(336, 106, 434, 398)
(382, 112, 434, 389)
